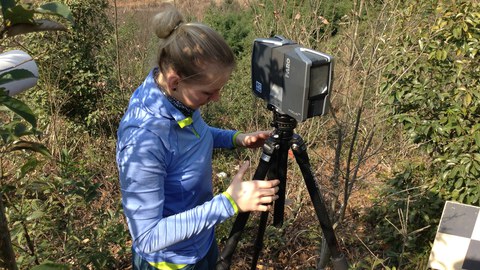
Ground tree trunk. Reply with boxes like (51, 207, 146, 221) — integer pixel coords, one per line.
(0, 194, 18, 270)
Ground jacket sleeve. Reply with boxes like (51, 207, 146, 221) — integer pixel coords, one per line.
(116, 127, 236, 254)
(208, 126, 238, 149)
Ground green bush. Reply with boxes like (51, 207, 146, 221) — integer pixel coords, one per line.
(364, 161, 443, 268)
(0, 1, 130, 268)
(4, 146, 129, 269)
(203, 0, 254, 57)
(366, 0, 480, 268)
(384, 0, 480, 205)
(25, 0, 119, 134)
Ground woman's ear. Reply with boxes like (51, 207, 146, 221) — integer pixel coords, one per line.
(166, 71, 180, 92)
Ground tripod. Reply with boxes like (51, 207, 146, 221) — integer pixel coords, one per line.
(216, 109, 348, 270)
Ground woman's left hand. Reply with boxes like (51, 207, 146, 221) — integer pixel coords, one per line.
(235, 131, 271, 148)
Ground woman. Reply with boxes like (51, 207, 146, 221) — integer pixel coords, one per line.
(116, 3, 280, 270)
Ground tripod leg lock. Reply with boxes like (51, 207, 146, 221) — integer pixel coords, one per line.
(290, 134, 306, 152)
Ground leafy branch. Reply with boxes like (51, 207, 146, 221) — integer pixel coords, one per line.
(0, 0, 74, 38)
(0, 1, 73, 269)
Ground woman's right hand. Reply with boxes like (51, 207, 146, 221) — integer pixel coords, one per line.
(225, 161, 280, 212)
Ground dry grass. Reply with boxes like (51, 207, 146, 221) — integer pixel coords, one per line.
(113, 0, 247, 19)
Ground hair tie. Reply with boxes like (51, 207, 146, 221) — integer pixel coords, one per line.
(173, 22, 182, 31)
(168, 21, 183, 37)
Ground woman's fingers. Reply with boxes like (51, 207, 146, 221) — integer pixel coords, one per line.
(259, 194, 279, 204)
(254, 179, 280, 189)
(226, 163, 281, 212)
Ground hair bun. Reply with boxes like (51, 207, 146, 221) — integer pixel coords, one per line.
(152, 3, 184, 39)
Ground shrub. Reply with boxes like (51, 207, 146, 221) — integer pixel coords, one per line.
(383, 0, 480, 205)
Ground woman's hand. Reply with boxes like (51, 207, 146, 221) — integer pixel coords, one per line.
(226, 161, 280, 212)
(235, 131, 271, 148)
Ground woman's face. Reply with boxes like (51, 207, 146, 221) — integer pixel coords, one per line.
(174, 67, 232, 110)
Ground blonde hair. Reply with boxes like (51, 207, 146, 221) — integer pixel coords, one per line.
(152, 3, 235, 83)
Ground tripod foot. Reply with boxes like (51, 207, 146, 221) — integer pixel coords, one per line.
(331, 253, 349, 270)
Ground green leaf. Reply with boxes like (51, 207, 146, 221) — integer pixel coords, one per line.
(470, 194, 478, 204)
(0, 69, 36, 86)
(451, 189, 460, 200)
(10, 140, 51, 157)
(464, 93, 472, 107)
(19, 157, 38, 179)
(450, 167, 459, 179)
(13, 121, 31, 137)
(36, 2, 74, 24)
(453, 27, 462, 39)
(474, 133, 480, 147)
(0, 0, 16, 17)
(26, 209, 44, 221)
(0, 92, 37, 128)
(4, 4, 35, 25)
(454, 178, 463, 189)
(31, 262, 70, 270)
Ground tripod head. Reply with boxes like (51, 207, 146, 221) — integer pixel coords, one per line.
(267, 104, 297, 142)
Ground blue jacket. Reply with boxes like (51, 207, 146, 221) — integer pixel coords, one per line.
(116, 69, 238, 266)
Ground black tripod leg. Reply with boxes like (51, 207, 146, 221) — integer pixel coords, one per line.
(216, 212, 250, 270)
(290, 134, 349, 270)
(249, 138, 290, 270)
(217, 141, 276, 270)
(272, 139, 289, 226)
(250, 210, 269, 270)
(250, 149, 282, 270)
